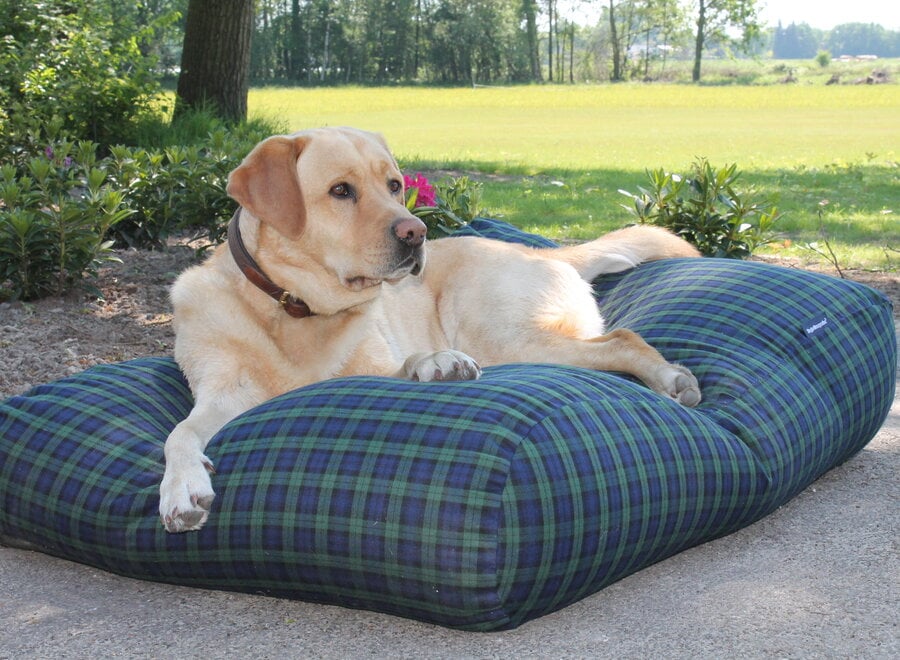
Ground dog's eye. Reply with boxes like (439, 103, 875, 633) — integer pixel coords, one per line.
(330, 183, 353, 199)
(388, 179, 402, 195)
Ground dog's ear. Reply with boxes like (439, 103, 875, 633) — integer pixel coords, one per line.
(226, 134, 309, 240)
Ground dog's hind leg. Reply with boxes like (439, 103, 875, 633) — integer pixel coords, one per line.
(523, 328, 701, 406)
(450, 266, 700, 405)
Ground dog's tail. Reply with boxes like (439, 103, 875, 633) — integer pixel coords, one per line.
(550, 225, 700, 282)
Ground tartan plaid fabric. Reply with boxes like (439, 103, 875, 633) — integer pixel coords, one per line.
(0, 218, 895, 630)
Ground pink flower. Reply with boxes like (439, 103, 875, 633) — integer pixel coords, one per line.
(404, 173, 436, 207)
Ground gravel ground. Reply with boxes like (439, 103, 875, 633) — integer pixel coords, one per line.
(0, 243, 196, 398)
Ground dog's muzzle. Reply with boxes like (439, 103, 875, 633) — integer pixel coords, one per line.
(391, 215, 427, 276)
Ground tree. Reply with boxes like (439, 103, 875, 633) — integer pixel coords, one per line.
(825, 23, 893, 57)
(606, 0, 662, 82)
(175, 0, 254, 122)
(772, 21, 820, 59)
(425, 0, 523, 85)
(690, 0, 761, 82)
(635, 0, 686, 78)
(607, 0, 655, 82)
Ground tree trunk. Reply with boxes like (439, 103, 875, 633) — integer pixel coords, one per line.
(609, 0, 621, 82)
(568, 23, 575, 83)
(291, 0, 302, 80)
(523, 0, 541, 81)
(413, 0, 422, 78)
(547, 0, 554, 82)
(644, 28, 651, 78)
(175, 0, 254, 122)
(692, 0, 706, 83)
(556, 18, 563, 81)
(322, 21, 330, 82)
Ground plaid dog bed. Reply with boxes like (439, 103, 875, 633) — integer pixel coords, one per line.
(0, 219, 895, 630)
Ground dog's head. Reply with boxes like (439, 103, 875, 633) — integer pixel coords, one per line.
(226, 127, 427, 306)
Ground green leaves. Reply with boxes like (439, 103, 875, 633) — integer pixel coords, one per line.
(0, 141, 130, 301)
(0, 1, 164, 151)
(104, 130, 254, 250)
(0, 111, 278, 301)
(619, 158, 780, 259)
(409, 175, 486, 239)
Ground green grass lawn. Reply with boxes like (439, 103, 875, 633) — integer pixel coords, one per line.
(249, 84, 900, 269)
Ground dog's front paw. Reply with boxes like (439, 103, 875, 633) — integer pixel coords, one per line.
(656, 363, 701, 407)
(159, 455, 216, 533)
(406, 350, 482, 382)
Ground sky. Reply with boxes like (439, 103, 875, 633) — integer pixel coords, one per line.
(758, 0, 900, 31)
(564, 0, 900, 31)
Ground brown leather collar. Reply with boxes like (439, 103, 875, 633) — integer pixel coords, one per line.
(227, 209, 314, 318)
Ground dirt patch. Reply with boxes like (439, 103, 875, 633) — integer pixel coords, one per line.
(0, 244, 198, 398)
(1, 242, 897, 399)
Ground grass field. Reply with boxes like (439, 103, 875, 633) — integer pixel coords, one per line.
(248, 84, 900, 269)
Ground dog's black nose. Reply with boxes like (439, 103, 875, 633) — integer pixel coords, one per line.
(392, 216, 427, 248)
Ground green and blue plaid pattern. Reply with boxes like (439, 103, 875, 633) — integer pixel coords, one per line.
(0, 218, 895, 630)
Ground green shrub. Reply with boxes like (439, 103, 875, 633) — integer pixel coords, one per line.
(815, 51, 832, 68)
(0, 142, 131, 301)
(618, 158, 780, 259)
(130, 105, 283, 150)
(106, 119, 282, 250)
(436, 176, 485, 224)
(105, 142, 235, 250)
(406, 174, 485, 238)
(0, 112, 282, 299)
(0, 2, 166, 151)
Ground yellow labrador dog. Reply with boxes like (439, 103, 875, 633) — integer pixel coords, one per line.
(159, 127, 701, 533)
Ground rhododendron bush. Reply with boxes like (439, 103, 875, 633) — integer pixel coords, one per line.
(403, 172, 485, 238)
